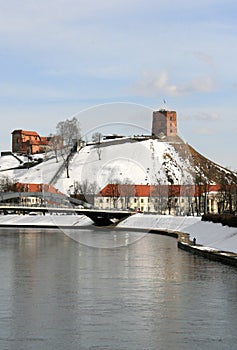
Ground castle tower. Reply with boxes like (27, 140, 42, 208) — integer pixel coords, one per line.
(152, 109, 177, 137)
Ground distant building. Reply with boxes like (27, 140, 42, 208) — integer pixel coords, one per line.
(152, 109, 177, 137)
(13, 182, 63, 206)
(95, 183, 229, 215)
(12, 130, 50, 154)
(95, 183, 194, 214)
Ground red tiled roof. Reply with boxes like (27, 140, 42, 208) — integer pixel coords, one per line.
(99, 184, 182, 197)
(98, 183, 234, 197)
(12, 130, 40, 137)
(15, 182, 63, 194)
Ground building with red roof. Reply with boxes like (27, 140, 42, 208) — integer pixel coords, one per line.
(12, 129, 50, 154)
(95, 183, 236, 215)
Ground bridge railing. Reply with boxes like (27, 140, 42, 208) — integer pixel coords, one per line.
(0, 202, 75, 209)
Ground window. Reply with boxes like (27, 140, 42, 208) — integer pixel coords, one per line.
(141, 198, 144, 203)
(134, 198, 137, 203)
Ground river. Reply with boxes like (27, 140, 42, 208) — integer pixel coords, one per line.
(0, 227, 236, 350)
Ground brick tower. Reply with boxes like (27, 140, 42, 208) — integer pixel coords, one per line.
(152, 109, 177, 137)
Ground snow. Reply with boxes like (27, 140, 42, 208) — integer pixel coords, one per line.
(0, 154, 64, 185)
(0, 138, 195, 195)
(54, 139, 194, 193)
(185, 221, 237, 253)
(118, 214, 237, 254)
(17, 157, 64, 185)
(0, 154, 23, 171)
(118, 213, 200, 231)
(0, 214, 92, 227)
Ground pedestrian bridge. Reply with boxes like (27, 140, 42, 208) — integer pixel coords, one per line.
(0, 191, 135, 225)
(0, 204, 134, 226)
(0, 191, 92, 208)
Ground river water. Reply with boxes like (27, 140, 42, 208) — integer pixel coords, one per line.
(0, 227, 237, 350)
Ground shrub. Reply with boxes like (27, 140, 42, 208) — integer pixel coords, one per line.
(202, 213, 237, 227)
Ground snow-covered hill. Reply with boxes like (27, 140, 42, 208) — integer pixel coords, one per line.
(54, 138, 195, 194)
(0, 136, 236, 196)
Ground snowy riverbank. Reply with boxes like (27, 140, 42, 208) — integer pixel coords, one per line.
(0, 214, 93, 227)
(118, 213, 237, 254)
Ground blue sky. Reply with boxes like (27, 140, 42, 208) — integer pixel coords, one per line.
(0, 0, 237, 169)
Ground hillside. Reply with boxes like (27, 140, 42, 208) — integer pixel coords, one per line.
(0, 136, 236, 197)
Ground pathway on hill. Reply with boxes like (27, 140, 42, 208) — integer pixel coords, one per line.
(49, 149, 77, 185)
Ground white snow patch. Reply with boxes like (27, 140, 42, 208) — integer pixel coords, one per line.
(0, 214, 92, 227)
(118, 213, 200, 231)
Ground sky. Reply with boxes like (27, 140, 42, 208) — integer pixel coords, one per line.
(0, 0, 237, 170)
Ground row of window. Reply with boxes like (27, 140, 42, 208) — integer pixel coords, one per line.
(99, 197, 186, 204)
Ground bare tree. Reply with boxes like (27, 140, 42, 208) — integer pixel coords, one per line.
(0, 176, 15, 192)
(88, 181, 99, 206)
(92, 132, 103, 160)
(108, 183, 120, 209)
(118, 178, 135, 209)
(47, 134, 63, 162)
(153, 171, 169, 214)
(91, 132, 103, 143)
(194, 172, 205, 216)
(216, 174, 237, 214)
(71, 180, 99, 206)
(56, 117, 81, 178)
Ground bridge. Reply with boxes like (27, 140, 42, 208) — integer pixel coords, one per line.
(0, 191, 92, 208)
(0, 204, 135, 226)
(0, 191, 135, 225)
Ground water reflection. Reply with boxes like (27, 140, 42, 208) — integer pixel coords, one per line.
(63, 226, 149, 248)
(0, 227, 236, 350)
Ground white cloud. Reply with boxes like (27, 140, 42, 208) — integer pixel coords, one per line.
(193, 127, 215, 135)
(196, 112, 220, 121)
(180, 76, 218, 94)
(181, 111, 221, 122)
(128, 70, 218, 97)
